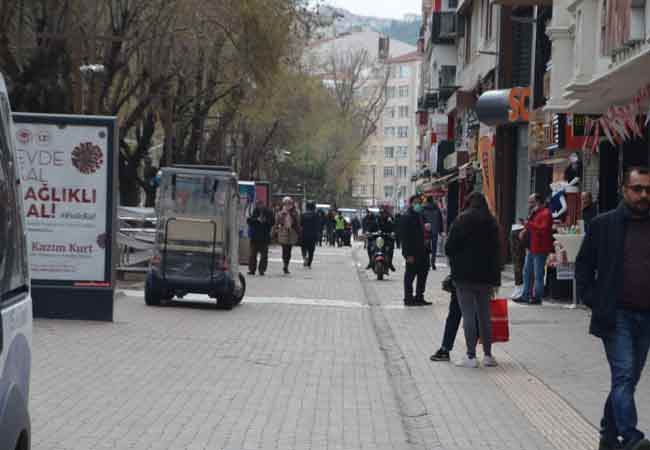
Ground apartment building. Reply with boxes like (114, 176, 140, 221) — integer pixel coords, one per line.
(354, 52, 422, 208)
(308, 31, 420, 209)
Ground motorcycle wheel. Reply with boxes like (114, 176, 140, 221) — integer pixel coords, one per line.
(375, 261, 384, 281)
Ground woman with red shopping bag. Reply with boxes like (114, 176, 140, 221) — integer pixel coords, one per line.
(445, 192, 503, 368)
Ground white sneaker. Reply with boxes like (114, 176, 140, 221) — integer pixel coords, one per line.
(455, 356, 479, 368)
(510, 285, 524, 299)
(483, 356, 498, 367)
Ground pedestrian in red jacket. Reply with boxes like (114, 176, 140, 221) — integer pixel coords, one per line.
(514, 193, 553, 304)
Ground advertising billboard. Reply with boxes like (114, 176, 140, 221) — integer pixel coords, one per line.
(13, 113, 117, 320)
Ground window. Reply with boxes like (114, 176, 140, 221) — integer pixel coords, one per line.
(384, 185, 395, 198)
(399, 65, 411, 78)
(482, 0, 494, 42)
(384, 127, 395, 137)
(397, 126, 409, 138)
(398, 106, 409, 118)
(384, 147, 394, 159)
(354, 184, 368, 196)
(447, 0, 458, 8)
(384, 107, 396, 119)
(397, 166, 409, 178)
(386, 86, 396, 98)
(383, 166, 395, 177)
(399, 85, 409, 97)
(0, 93, 29, 300)
(397, 146, 409, 158)
(439, 66, 456, 88)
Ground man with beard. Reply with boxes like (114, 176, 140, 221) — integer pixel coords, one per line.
(576, 167, 650, 450)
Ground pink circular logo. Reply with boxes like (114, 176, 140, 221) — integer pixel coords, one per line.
(71, 142, 104, 175)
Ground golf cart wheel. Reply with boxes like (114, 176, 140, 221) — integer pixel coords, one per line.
(216, 290, 234, 310)
(233, 273, 246, 305)
(145, 272, 162, 306)
(376, 262, 384, 281)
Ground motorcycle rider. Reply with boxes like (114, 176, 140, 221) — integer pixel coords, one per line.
(366, 205, 396, 272)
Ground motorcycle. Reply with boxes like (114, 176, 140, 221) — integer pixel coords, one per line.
(367, 232, 394, 280)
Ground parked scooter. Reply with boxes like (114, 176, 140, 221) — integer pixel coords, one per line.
(367, 232, 394, 280)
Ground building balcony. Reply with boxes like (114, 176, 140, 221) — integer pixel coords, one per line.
(431, 12, 457, 44)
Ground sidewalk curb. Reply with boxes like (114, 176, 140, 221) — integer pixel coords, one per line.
(352, 246, 442, 450)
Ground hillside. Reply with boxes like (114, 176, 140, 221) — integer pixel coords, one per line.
(315, 5, 422, 46)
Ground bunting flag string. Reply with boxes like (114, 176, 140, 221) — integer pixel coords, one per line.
(582, 83, 650, 151)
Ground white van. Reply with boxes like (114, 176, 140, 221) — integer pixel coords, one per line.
(0, 74, 32, 450)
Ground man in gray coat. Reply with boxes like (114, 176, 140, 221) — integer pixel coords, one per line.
(422, 196, 443, 270)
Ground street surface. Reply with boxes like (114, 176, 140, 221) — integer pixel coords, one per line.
(31, 243, 649, 450)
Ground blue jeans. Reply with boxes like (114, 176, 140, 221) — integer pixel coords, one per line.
(601, 309, 650, 447)
(522, 252, 547, 300)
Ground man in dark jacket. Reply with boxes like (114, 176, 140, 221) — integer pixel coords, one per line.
(247, 200, 275, 275)
(377, 206, 396, 271)
(422, 196, 443, 270)
(300, 202, 321, 269)
(363, 211, 378, 268)
(401, 195, 431, 306)
(576, 167, 650, 450)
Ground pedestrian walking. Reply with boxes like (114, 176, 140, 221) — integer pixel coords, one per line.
(576, 167, 650, 450)
(581, 191, 598, 235)
(445, 192, 501, 368)
(514, 193, 553, 305)
(430, 279, 462, 361)
(401, 195, 431, 307)
(394, 212, 402, 249)
(509, 222, 527, 299)
(247, 200, 275, 276)
(326, 210, 336, 247)
(300, 202, 320, 269)
(334, 211, 346, 247)
(317, 209, 326, 246)
(274, 197, 301, 275)
(351, 215, 361, 241)
(422, 196, 443, 270)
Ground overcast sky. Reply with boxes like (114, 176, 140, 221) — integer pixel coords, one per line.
(327, 0, 421, 19)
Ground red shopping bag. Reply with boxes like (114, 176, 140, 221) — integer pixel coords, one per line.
(490, 298, 510, 343)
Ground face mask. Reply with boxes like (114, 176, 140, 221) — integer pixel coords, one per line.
(413, 204, 423, 213)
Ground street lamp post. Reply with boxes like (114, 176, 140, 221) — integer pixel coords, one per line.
(371, 165, 376, 207)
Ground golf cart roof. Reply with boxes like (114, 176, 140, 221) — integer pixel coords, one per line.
(163, 165, 236, 178)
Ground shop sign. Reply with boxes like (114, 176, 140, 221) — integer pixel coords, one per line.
(478, 136, 496, 214)
(475, 87, 531, 126)
(544, 113, 566, 151)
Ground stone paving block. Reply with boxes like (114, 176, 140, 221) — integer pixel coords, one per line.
(29, 243, 650, 450)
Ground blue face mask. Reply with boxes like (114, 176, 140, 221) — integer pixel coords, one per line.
(413, 204, 423, 213)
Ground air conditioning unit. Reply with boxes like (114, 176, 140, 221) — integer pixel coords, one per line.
(626, 7, 646, 44)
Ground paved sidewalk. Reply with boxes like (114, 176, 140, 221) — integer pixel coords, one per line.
(29, 243, 650, 450)
(356, 245, 650, 450)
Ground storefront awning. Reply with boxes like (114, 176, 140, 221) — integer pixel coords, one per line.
(431, 172, 459, 186)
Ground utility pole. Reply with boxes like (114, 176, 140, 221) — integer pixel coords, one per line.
(371, 165, 376, 206)
(36, 22, 124, 114)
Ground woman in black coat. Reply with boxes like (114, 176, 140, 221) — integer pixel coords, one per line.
(445, 192, 502, 368)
